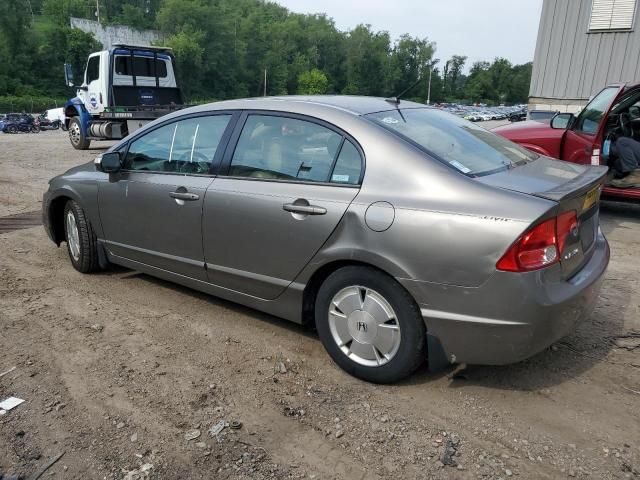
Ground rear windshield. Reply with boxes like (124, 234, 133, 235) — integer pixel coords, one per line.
(115, 55, 168, 78)
(365, 108, 538, 176)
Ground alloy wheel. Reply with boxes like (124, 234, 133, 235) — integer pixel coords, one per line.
(66, 210, 81, 261)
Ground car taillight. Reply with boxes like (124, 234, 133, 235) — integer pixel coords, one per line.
(497, 210, 580, 272)
(557, 210, 578, 254)
(496, 218, 558, 272)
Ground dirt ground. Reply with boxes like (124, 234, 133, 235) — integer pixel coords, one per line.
(0, 130, 639, 479)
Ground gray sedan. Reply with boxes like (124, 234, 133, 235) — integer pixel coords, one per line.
(43, 96, 610, 383)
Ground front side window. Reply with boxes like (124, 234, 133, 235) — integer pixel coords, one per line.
(229, 115, 345, 182)
(574, 86, 620, 135)
(125, 115, 231, 174)
(85, 56, 100, 84)
(366, 108, 537, 177)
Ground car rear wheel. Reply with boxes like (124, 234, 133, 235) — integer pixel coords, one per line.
(68, 117, 90, 150)
(315, 266, 426, 383)
(7, 125, 17, 134)
(64, 200, 100, 273)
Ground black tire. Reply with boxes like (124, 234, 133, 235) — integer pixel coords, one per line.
(8, 125, 17, 134)
(68, 116, 90, 150)
(61, 122, 68, 132)
(30, 125, 40, 133)
(63, 200, 100, 273)
(315, 266, 426, 384)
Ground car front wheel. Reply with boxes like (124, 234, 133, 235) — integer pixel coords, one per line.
(315, 266, 426, 383)
(64, 200, 100, 273)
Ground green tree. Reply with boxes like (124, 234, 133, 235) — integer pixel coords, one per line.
(297, 69, 329, 94)
(443, 54, 466, 99)
(389, 34, 435, 102)
(41, 0, 87, 25)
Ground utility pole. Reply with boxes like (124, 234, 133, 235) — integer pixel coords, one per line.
(264, 69, 267, 97)
(427, 58, 440, 105)
(95, 0, 100, 24)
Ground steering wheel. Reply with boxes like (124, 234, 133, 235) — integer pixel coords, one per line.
(618, 112, 632, 138)
(176, 151, 211, 174)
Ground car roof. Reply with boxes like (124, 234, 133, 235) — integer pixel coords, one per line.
(187, 95, 426, 117)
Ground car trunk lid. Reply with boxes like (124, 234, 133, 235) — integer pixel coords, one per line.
(477, 156, 607, 278)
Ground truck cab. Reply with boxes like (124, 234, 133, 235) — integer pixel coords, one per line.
(64, 44, 183, 150)
(493, 83, 640, 202)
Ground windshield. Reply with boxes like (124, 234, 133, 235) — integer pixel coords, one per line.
(366, 108, 538, 176)
(574, 86, 620, 135)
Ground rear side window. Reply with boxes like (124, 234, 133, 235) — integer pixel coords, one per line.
(86, 56, 100, 83)
(229, 115, 345, 182)
(115, 56, 168, 78)
(124, 115, 231, 174)
(331, 140, 362, 184)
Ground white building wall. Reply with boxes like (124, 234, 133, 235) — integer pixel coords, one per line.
(70, 17, 165, 49)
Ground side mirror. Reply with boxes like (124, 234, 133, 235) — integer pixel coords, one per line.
(64, 63, 75, 88)
(550, 112, 574, 130)
(96, 152, 122, 173)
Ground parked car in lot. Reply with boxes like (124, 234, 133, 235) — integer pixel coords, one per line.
(37, 111, 61, 130)
(509, 109, 527, 122)
(43, 96, 609, 383)
(493, 83, 640, 202)
(1, 113, 40, 133)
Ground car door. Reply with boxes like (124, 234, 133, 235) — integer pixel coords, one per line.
(202, 112, 364, 299)
(98, 113, 235, 281)
(83, 54, 103, 116)
(562, 85, 625, 165)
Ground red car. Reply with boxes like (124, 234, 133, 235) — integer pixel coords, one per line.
(493, 83, 640, 202)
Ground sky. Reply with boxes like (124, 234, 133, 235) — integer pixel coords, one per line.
(274, 0, 544, 71)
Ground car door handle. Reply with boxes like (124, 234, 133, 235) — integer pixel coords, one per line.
(283, 203, 327, 215)
(169, 191, 199, 201)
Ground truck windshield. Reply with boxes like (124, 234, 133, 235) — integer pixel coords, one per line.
(365, 108, 537, 176)
(574, 86, 620, 135)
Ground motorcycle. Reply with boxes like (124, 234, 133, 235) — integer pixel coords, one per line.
(2, 114, 40, 133)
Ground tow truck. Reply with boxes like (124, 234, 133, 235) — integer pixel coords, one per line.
(63, 44, 183, 150)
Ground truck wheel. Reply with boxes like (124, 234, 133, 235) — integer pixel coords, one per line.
(69, 117, 90, 150)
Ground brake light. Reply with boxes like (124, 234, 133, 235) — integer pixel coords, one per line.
(557, 210, 578, 254)
(497, 211, 580, 272)
(496, 218, 558, 272)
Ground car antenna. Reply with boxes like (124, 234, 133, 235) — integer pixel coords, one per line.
(385, 75, 424, 106)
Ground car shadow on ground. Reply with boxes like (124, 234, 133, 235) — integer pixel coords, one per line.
(599, 200, 640, 236)
(105, 266, 319, 341)
(104, 265, 631, 391)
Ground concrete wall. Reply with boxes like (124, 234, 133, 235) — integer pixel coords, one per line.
(70, 17, 165, 49)
(530, 0, 640, 112)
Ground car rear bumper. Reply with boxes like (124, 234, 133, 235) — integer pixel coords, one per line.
(400, 230, 610, 367)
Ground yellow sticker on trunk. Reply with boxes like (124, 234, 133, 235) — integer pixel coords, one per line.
(583, 186, 600, 211)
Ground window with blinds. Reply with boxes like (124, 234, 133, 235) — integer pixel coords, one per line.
(589, 0, 637, 31)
